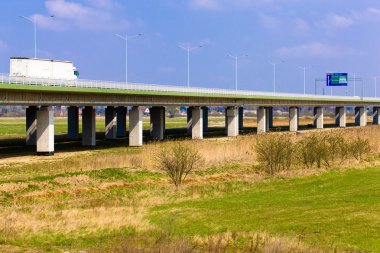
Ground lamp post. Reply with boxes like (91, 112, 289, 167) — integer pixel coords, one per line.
(20, 15, 54, 58)
(229, 54, 248, 91)
(114, 33, 142, 84)
(298, 66, 311, 95)
(269, 60, 285, 93)
(178, 44, 202, 88)
(20, 16, 37, 58)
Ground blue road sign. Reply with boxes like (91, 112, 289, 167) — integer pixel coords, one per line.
(327, 73, 348, 86)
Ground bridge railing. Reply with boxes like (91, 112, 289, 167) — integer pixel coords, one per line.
(0, 73, 369, 101)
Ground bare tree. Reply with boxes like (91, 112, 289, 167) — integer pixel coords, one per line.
(156, 142, 202, 188)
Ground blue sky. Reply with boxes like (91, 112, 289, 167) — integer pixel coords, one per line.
(0, 0, 380, 96)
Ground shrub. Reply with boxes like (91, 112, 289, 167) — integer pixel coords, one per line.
(348, 137, 371, 161)
(156, 142, 202, 188)
(254, 134, 293, 175)
(296, 134, 319, 169)
(296, 132, 371, 169)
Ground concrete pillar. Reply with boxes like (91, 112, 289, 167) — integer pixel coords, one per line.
(26, 106, 38, 145)
(202, 107, 208, 132)
(265, 107, 273, 131)
(192, 106, 203, 139)
(289, 107, 299, 132)
(313, 107, 324, 129)
(129, 106, 143, 146)
(82, 106, 96, 146)
(150, 106, 165, 140)
(67, 106, 79, 140)
(238, 107, 244, 130)
(355, 107, 367, 126)
(226, 106, 239, 137)
(257, 107, 267, 134)
(116, 106, 127, 137)
(373, 107, 379, 125)
(105, 106, 116, 139)
(187, 107, 193, 135)
(36, 106, 54, 156)
(335, 107, 346, 127)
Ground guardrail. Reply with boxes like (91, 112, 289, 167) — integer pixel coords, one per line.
(0, 73, 371, 101)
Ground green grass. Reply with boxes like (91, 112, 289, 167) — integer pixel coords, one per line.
(0, 117, 226, 136)
(0, 117, 179, 136)
(150, 168, 380, 252)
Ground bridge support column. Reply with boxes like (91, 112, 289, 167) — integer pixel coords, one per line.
(187, 107, 193, 135)
(335, 107, 346, 127)
(129, 106, 143, 146)
(289, 107, 299, 132)
(82, 106, 96, 146)
(150, 106, 165, 140)
(313, 107, 324, 129)
(116, 106, 127, 137)
(226, 106, 239, 137)
(67, 106, 79, 140)
(266, 107, 273, 131)
(373, 107, 380, 125)
(355, 107, 367, 126)
(26, 106, 38, 146)
(202, 107, 208, 132)
(257, 107, 267, 134)
(192, 106, 203, 139)
(105, 106, 116, 139)
(37, 106, 54, 156)
(238, 107, 244, 130)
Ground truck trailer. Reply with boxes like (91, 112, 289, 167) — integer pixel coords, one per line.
(9, 57, 79, 80)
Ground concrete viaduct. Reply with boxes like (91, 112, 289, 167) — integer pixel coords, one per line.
(1, 77, 380, 155)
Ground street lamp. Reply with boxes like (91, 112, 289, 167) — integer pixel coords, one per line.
(298, 66, 311, 95)
(178, 44, 202, 88)
(20, 15, 54, 58)
(114, 33, 142, 84)
(269, 60, 285, 93)
(20, 16, 37, 58)
(229, 54, 248, 91)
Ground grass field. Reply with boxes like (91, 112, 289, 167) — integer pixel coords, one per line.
(151, 168, 380, 252)
(0, 117, 380, 252)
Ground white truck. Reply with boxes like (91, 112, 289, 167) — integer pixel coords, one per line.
(9, 57, 79, 80)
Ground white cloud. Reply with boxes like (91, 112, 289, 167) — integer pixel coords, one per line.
(190, 0, 220, 10)
(158, 66, 176, 73)
(318, 14, 355, 29)
(258, 13, 280, 30)
(318, 8, 380, 31)
(275, 42, 360, 58)
(352, 7, 380, 23)
(0, 40, 9, 51)
(293, 18, 310, 35)
(85, 0, 119, 9)
(32, 0, 131, 31)
(189, 0, 299, 10)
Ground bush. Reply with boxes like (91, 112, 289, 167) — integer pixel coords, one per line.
(255, 131, 372, 172)
(156, 142, 202, 188)
(349, 137, 371, 161)
(296, 132, 363, 169)
(254, 134, 293, 175)
(296, 134, 321, 169)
